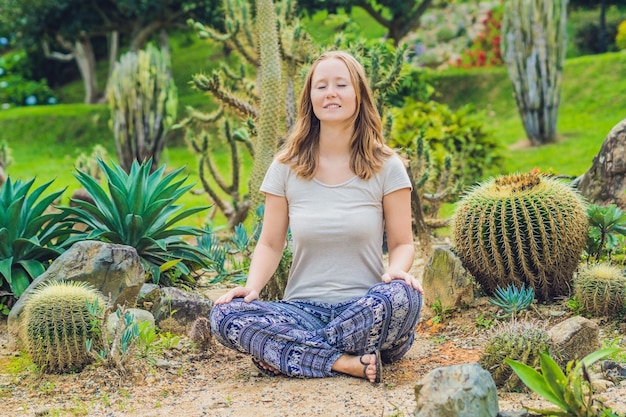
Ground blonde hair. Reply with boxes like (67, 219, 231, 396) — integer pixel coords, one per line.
(277, 50, 393, 180)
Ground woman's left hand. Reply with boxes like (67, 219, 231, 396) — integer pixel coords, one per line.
(382, 270, 424, 294)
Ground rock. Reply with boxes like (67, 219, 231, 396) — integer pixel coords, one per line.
(8, 241, 145, 335)
(150, 287, 213, 328)
(548, 316, 600, 365)
(422, 246, 475, 310)
(414, 363, 499, 417)
(106, 308, 155, 339)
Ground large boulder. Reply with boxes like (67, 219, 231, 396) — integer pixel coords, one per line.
(8, 241, 144, 335)
(422, 246, 475, 310)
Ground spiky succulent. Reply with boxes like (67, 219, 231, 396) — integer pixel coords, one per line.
(21, 280, 105, 373)
(453, 172, 588, 302)
(574, 263, 626, 317)
(488, 284, 535, 317)
(479, 319, 552, 391)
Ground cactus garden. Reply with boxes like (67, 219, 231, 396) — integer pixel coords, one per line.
(1, 0, 626, 416)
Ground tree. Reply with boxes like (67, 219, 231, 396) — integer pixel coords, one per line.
(569, 0, 621, 53)
(296, 0, 438, 45)
(0, 0, 222, 103)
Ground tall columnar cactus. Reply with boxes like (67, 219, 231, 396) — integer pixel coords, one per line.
(574, 263, 626, 317)
(501, 0, 568, 146)
(479, 319, 552, 391)
(248, 0, 283, 210)
(20, 281, 105, 373)
(453, 173, 588, 302)
(107, 44, 178, 172)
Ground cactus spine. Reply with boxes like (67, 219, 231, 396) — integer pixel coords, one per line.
(501, 0, 568, 145)
(453, 172, 588, 301)
(20, 281, 105, 373)
(479, 319, 552, 390)
(107, 44, 178, 172)
(574, 263, 626, 317)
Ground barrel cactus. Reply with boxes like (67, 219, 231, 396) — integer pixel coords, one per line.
(479, 319, 552, 391)
(453, 172, 588, 302)
(20, 281, 105, 373)
(574, 263, 626, 317)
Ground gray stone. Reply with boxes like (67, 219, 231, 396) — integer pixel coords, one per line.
(422, 246, 475, 310)
(414, 363, 499, 417)
(106, 308, 155, 339)
(8, 241, 144, 335)
(548, 316, 600, 364)
(151, 286, 213, 327)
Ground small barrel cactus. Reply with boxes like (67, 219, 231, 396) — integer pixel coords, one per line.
(20, 280, 105, 373)
(574, 263, 626, 317)
(453, 172, 588, 302)
(479, 319, 552, 391)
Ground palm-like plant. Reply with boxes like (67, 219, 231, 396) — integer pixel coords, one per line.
(0, 178, 71, 298)
(62, 158, 212, 287)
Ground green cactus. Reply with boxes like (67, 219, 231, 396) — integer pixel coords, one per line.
(501, 0, 567, 145)
(574, 263, 626, 317)
(479, 319, 552, 391)
(453, 172, 588, 302)
(107, 44, 178, 172)
(20, 281, 105, 373)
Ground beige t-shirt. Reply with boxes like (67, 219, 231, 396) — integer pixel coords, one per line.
(260, 154, 412, 303)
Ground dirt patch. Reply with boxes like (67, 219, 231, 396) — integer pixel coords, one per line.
(2, 297, 626, 417)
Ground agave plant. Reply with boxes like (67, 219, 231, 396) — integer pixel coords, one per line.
(0, 177, 71, 298)
(488, 283, 535, 318)
(62, 158, 212, 286)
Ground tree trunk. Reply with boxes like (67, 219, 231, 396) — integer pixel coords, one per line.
(74, 35, 99, 104)
(577, 118, 626, 209)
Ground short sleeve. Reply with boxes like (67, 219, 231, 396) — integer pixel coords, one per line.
(260, 159, 288, 197)
(383, 154, 412, 195)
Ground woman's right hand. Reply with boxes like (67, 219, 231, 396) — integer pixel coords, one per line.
(214, 286, 259, 304)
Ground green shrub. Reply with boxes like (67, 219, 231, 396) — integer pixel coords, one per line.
(61, 158, 212, 287)
(0, 50, 57, 108)
(389, 99, 503, 188)
(0, 177, 71, 298)
(617, 19, 626, 50)
(570, 7, 623, 55)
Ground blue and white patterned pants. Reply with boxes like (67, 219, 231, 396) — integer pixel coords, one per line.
(209, 281, 423, 378)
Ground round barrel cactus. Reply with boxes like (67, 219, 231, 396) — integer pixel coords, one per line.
(574, 263, 626, 317)
(479, 319, 552, 391)
(20, 280, 105, 373)
(453, 172, 588, 301)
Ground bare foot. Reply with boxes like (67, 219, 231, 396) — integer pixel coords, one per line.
(252, 358, 281, 376)
(332, 352, 381, 383)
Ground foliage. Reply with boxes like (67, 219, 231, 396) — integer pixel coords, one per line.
(108, 44, 178, 172)
(453, 172, 589, 302)
(455, 6, 503, 69)
(479, 319, 552, 391)
(506, 348, 622, 416)
(0, 50, 57, 109)
(617, 20, 626, 50)
(61, 158, 212, 287)
(570, 6, 624, 55)
(86, 300, 140, 373)
(585, 204, 626, 263)
(21, 280, 105, 373)
(390, 99, 503, 188)
(0, 177, 72, 298)
(296, 0, 434, 45)
(574, 263, 626, 318)
(488, 284, 535, 318)
(430, 298, 452, 325)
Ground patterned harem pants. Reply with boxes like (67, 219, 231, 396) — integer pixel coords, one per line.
(209, 280, 423, 378)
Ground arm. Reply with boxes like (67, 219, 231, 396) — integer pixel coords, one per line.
(381, 187, 423, 293)
(215, 193, 290, 303)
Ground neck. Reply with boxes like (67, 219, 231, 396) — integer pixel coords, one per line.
(319, 124, 352, 156)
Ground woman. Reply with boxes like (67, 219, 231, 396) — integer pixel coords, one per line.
(210, 50, 423, 383)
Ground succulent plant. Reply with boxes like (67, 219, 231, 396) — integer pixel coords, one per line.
(574, 263, 626, 317)
(20, 280, 105, 373)
(188, 316, 212, 351)
(453, 172, 588, 302)
(488, 283, 535, 318)
(479, 319, 552, 391)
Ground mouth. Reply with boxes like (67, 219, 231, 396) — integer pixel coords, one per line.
(324, 104, 341, 109)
